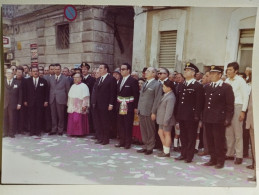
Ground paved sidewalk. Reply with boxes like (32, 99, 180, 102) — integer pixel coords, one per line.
(1, 134, 256, 186)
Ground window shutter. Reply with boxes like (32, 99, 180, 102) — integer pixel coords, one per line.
(159, 31, 177, 68)
(240, 29, 254, 44)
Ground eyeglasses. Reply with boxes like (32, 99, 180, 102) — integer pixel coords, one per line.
(120, 68, 127, 71)
(158, 72, 166, 75)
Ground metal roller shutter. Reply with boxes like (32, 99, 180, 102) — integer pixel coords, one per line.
(240, 29, 254, 44)
(159, 30, 177, 68)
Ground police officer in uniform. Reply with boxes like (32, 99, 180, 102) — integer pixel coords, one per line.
(175, 62, 204, 163)
(203, 66, 234, 169)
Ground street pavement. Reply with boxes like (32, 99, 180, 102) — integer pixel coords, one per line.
(1, 134, 256, 187)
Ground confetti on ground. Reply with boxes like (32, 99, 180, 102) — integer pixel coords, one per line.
(155, 161, 169, 165)
(37, 152, 51, 157)
(172, 166, 182, 170)
(214, 175, 224, 179)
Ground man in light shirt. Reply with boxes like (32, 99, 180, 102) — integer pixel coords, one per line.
(225, 62, 249, 165)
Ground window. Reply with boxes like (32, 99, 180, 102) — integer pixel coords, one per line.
(56, 23, 69, 49)
(237, 29, 254, 72)
(159, 31, 177, 68)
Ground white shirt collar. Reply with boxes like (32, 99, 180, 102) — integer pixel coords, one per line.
(101, 73, 109, 80)
(186, 78, 196, 86)
(84, 75, 90, 79)
(146, 78, 155, 84)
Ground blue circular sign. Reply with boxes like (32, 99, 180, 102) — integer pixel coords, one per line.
(64, 5, 77, 21)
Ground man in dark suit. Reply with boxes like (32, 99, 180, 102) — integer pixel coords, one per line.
(14, 66, 27, 134)
(81, 62, 96, 134)
(48, 64, 71, 135)
(4, 69, 22, 138)
(92, 63, 117, 145)
(23, 67, 49, 136)
(115, 63, 139, 149)
(203, 66, 234, 169)
(175, 62, 204, 163)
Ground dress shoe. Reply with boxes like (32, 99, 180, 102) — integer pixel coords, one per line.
(184, 159, 192, 163)
(137, 149, 147, 153)
(203, 161, 217, 166)
(115, 143, 125, 148)
(91, 136, 97, 140)
(247, 176, 256, 182)
(48, 132, 56, 135)
(58, 132, 63, 136)
(157, 152, 170, 157)
(95, 140, 103, 144)
(215, 163, 224, 169)
(173, 147, 180, 152)
(225, 156, 235, 160)
(234, 158, 243, 165)
(101, 142, 109, 145)
(145, 150, 153, 155)
(175, 156, 185, 160)
(246, 164, 254, 170)
(198, 151, 209, 156)
(124, 145, 131, 149)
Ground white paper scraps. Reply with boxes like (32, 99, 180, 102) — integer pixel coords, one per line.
(108, 164, 118, 168)
(37, 152, 51, 157)
(148, 177, 166, 181)
(124, 161, 133, 164)
(142, 159, 148, 161)
(155, 161, 169, 165)
(129, 156, 138, 158)
(214, 175, 224, 179)
(84, 156, 93, 158)
(191, 177, 207, 181)
(172, 166, 182, 170)
(223, 167, 234, 171)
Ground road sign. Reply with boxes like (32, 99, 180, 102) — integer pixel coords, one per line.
(64, 5, 77, 22)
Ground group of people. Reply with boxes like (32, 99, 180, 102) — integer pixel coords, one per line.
(3, 61, 255, 181)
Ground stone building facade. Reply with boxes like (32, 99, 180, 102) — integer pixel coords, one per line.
(132, 7, 257, 73)
(3, 5, 134, 70)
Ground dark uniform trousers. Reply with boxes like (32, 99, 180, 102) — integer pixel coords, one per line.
(204, 123, 225, 164)
(179, 120, 199, 161)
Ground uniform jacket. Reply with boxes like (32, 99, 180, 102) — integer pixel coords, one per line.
(203, 81, 234, 124)
(156, 91, 176, 126)
(92, 74, 117, 110)
(4, 78, 22, 109)
(82, 75, 96, 95)
(116, 76, 139, 112)
(49, 74, 71, 105)
(176, 80, 204, 121)
(138, 79, 162, 116)
(23, 77, 49, 107)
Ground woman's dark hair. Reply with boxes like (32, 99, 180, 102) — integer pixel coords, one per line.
(72, 72, 83, 80)
(163, 80, 174, 90)
(138, 78, 145, 82)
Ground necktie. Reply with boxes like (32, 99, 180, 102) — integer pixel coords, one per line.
(212, 83, 215, 88)
(8, 81, 11, 86)
(99, 77, 103, 85)
(143, 81, 148, 91)
(56, 76, 58, 83)
(34, 78, 37, 88)
(120, 78, 125, 91)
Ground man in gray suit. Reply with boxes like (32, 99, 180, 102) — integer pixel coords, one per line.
(137, 67, 162, 155)
(48, 64, 70, 135)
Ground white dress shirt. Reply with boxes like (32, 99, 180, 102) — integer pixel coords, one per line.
(185, 78, 196, 86)
(33, 77, 39, 87)
(120, 74, 130, 90)
(145, 78, 155, 88)
(225, 75, 249, 111)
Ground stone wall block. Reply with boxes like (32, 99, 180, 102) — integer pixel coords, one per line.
(94, 31, 114, 44)
(46, 36, 55, 46)
(44, 26, 55, 36)
(70, 32, 82, 43)
(45, 55, 58, 64)
(82, 9, 94, 20)
(83, 42, 95, 52)
(37, 28, 44, 37)
(81, 53, 94, 62)
(37, 37, 46, 46)
(82, 31, 94, 42)
(57, 54, 69, 64)
(68, 53, 82, 64)
(45, 46, 56, 55)
(70, 21, 83, 33)
(69, 43, 83, 53)
(83, 20, 94, 31)
(37, 19, 45, 29)
(38, 55, 46, 64)
(38, 46, 45, 55)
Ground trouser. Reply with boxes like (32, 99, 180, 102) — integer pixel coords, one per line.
(50, 99, 65, 133)
(95, 108, 112, 143)
(118, 111, 134, 146)
(205, 123, 225, 165)
(44, 105, 52, 132)
(3, 106, 17, 137)
(203, 126, 209, 153)
(225, 104, 243, 158)
(139, 114, 156, 150)
(28, 106, 44, 135)
(249, 127, 256, 177)
(179, 120, 199, 161)
(243, 112, 250, 156)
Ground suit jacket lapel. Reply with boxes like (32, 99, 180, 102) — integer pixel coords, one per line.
(120, 77, 130, 92)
